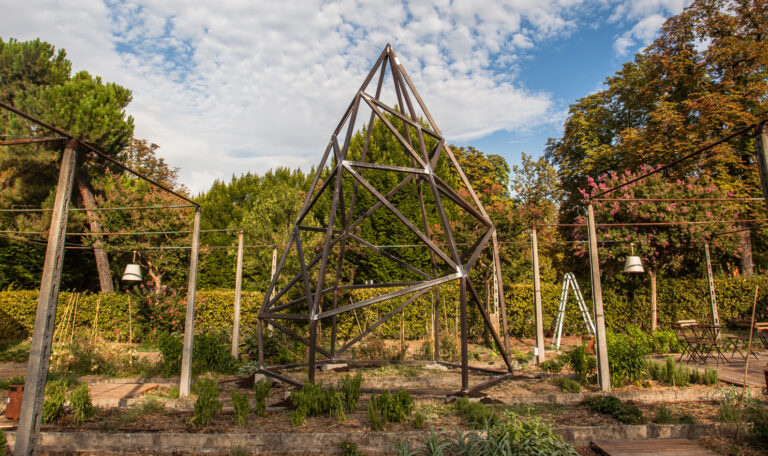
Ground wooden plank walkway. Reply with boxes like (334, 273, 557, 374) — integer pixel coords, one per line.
(592, 439, 720, 455)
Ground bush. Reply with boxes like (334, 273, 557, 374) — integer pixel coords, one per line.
(189, 379, 222, 426)
(439, 334, 459, 362)
(564, 344, 595, 384)
(539, 359, 563, 373)
(158, 332, 183, 377)
(193, 331, 237, 374)
(338, 440, 361, 456)
(231, 391, 250, 426)
(453, 397, 497, 428)
(289, 382, 345, 426)
(0, 429, 7, 456)
(646, 357, 715, 387)
(703, 367, 719, 385)
(42, 380, 67, 424)
(553, 376, 581, 393)
(253, 379, 272, 417)
(583, 396, 645, 424)
(339, 372, 363, 412)
(367, 389, 413, 429)
(651, 330, 681, 354)
(69, 383, 96, 424)
(606, 326, 652, 387)
(653, 405, 695, 424)
(487, 412, 580, 456)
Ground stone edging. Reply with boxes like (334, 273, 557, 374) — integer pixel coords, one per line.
(3, 423, 737, 454)
(501, 386, 763, 405)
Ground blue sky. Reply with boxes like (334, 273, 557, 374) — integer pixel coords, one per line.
(0, 0, 689, 193)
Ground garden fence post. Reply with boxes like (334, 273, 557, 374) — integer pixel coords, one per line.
(179, 206, 202, 397)
(586, 202, 611, 392)
(530, 226, 546, 363)
(232, 230, 244, 358)
(16, 139, 78, 456)
(704, 242, 719, 330)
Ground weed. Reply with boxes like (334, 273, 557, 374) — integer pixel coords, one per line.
(338, 440, 361, 456)
(69, 383, 96, 425)
(0, 375, 24, 390)
(253, 379, 272, 417)
(552, 376, 581, 393)
(539, 359, 563, 373)
(452, 397, 497, 428)
(189, 379, 222, 426)
(583, 396, 645, 424)
(231, 391, 250, 426)
(339, 372, 363, 412)
(42, 379, 67, 424)
(411, 410, 426, 429)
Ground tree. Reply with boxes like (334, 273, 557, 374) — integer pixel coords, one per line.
(574, 167, 739, 330)
(546, 0, 768, 275)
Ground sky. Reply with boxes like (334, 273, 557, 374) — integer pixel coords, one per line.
(0, 0, 690, 194)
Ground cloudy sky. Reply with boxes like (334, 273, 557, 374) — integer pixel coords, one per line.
(1, 0, 689, 194)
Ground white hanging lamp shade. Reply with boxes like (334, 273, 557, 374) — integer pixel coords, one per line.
(122, 251, 142, 281)
(122, 264, 142, 281)
(623, 243, 644, 273)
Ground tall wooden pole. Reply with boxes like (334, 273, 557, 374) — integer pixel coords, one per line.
(704, 242, 719, 328)
(754, 122, 768, 219)
(459, 276, 469, 391)
(231, 230, 244, 358)
(586, 203, 611, 392)
(491, 231, 510, 354)
(179, 206, 202, 397)
(531, 226, 546, 363)
(16, 140, 78, 456)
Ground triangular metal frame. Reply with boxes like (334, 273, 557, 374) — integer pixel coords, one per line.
(256, 45, 512, 393)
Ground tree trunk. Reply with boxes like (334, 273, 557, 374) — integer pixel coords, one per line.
(649, 269, 657, 331)
(76, 173, 114, 293)
(740, 228, 754, 277)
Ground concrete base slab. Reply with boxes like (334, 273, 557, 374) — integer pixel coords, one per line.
(89, 383, 158, 408)
(321, 363, 348, 372)
(424, 363, 448, 371)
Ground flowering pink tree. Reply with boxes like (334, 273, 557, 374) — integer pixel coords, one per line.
(575, 166, 740, 330)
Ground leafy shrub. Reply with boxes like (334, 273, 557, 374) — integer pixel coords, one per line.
(339, 372, 363, 412)
(42, 380, 68, 424)
(0, 429, 7, 456)
(0, 375, 24, 391)
(553, 376, 581, 393)
(564, 344, 595, 384)
(583, 396, 645, 424)
(69, 383, 96, 424)
(289, 382, 345, 426)
(702, 367, 719, 385)
(411, 410, 426, 429)
(647, 357, 713, 387)
(189, 379, 222, 426)
(193, 331, 237, 374)
(253, 379, 272, 417)
(0, 340, 29, 362)
(158, 332, 183, 376)
(439, 334, 459, 362)
(367, 389, 414, 429)
(488, 411, 579, 456)
(338, 440, 361, 456)
(651, 330, 681, 354)
(367, 398, 386, 430)
(606, 326, 652, 387)
(453, 397, 497, 428)
(539, 359, 563, 373)
(231, 391, 250, 426)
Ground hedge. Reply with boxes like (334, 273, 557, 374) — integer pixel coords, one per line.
(1, 275, 766, 342)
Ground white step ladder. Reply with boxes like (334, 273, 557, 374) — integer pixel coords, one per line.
(551, 272, 595, 350)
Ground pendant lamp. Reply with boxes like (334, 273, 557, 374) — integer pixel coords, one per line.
(122, 251, 142, 281)
(623, 243, 644, 273)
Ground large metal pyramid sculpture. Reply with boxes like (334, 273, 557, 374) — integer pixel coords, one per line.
(257, 45, 512, 392)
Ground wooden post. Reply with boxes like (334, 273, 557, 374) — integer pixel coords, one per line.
(459, 276, 469, 391)
(491, 231, 510, 354)
(531, 226, 546, 364)
(231, 230, 244, 358)
(179, 206, 202, 397)
(704, 242, 719, 328)
(586, 203, 611, 392)
(753, 122, 768, 217)
(16, 140, 78, 456)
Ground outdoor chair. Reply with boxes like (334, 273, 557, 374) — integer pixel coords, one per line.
(695, 324, 728, 365)
(674, 320, 700, 363)
(727, 319, 759, 360)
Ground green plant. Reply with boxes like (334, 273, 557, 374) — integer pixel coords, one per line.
(371, 389, 413, 423)
(653, 405, 695, 425)
(564, 344, 595, 384)
(552, 376, 581, 393)
(158, 332, 183, 377)
(367, 397, 385, 430)
(651, 330, 681, 354)
(419, 339, 434, 360)
(339, 372, 363, 412)
(647, 357, 692, 387)
(193, 331, 237, 374)
(439, 334, 459, 362)
(42, 379, 68, 424)
(289, 381, 345, 425)
(338, 440, 362, 456)
(539, 359, 563, 373)
(583, 396, 645, 424)
(411, 410, 426, 429)
(0, 429, 7, 456)
(606, 326, 652, 387)
(391, 439, 418, 456)
(189, 379, 222, 426)
(253, 379, 272, 417)
(0, 340, 29, 362)
(69, 383, 96, 425)
(452, 397, 497, 428)
(489, 411, 579, 456)
(514, 351, 530, 366)
(0, 375, 24, 391)
(231, 391, 250, 426)
(229, 445, 249, 456)
(702, 367, 718, 385)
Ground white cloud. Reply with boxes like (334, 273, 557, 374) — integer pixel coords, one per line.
(610, 0, 691, 56)
(0, 0, 685, 193)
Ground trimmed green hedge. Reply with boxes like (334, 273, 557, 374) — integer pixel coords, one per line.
(1, 275, 766, 342)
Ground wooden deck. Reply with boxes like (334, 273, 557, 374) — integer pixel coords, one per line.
(592, 439, 720, 455)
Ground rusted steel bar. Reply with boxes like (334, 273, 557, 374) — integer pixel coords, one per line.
(346, 232, 432, 279)
(343, 160, 428, 174)
(0, 136, 66, 145)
